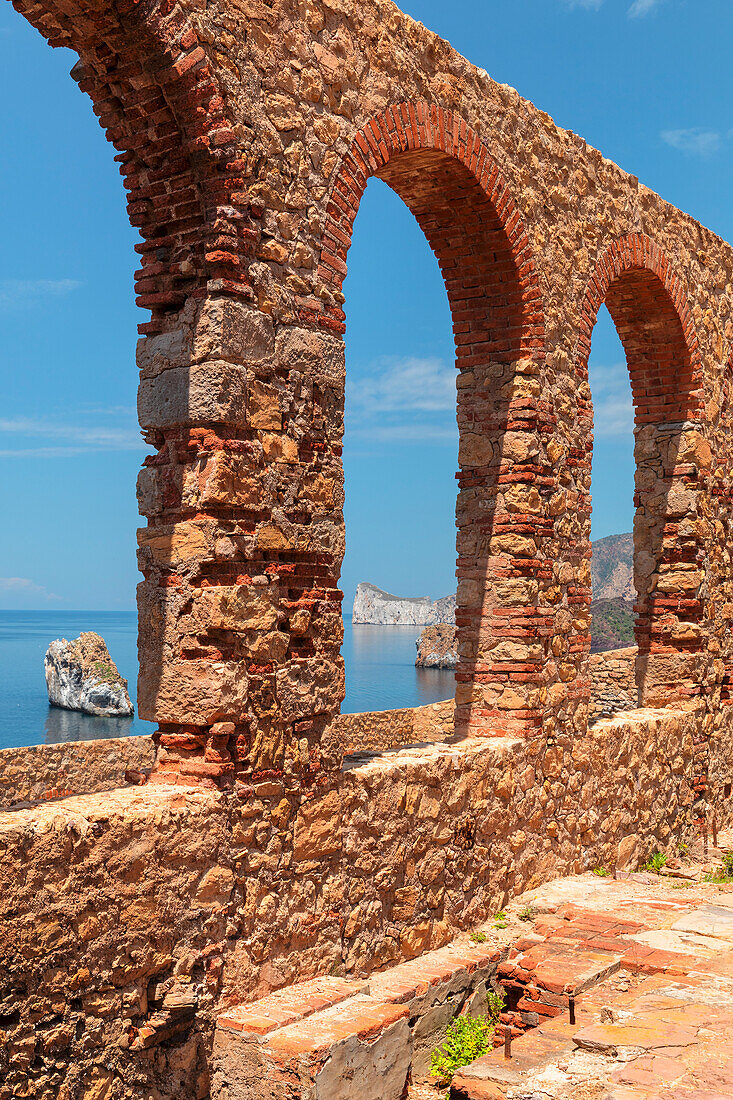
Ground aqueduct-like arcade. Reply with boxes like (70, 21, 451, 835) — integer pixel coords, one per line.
(4, 0, 733, 1096)
(13, 0, 729, 770)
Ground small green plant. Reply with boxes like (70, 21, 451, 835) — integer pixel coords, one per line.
(430, 1015, 492, 1087)
(703, 852, 733, 884)
(642, 852, 668, 875)
(469, 930, 487, 944)
(493, 909, 508, 929)
(486, 989, 505, 1020)
(678, 841, 689, 856)
(518, 903, 537, 923)
(430, 991, 505, 1088)
(592, 866, 610, 877)
(671, 880, 693, 889)
(91, 659, 121, 685)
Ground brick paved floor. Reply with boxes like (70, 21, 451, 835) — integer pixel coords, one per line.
(447, 834, 733, 1099)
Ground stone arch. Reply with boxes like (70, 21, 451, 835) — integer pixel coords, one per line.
(577, 233, 706, 707)
(312, 103, 549, 740)
(311, 102, 545, 350)
(12, 0, 255, 334)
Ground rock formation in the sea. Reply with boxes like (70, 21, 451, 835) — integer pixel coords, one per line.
(45, 632, 134, 717)
(415, 623, 458, 669)
(352, 582, 456, 626)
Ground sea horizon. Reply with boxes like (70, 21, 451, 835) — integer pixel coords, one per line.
(0, 609, 454, 752)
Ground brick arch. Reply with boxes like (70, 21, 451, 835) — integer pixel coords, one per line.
(312, 103, 552, 741)
(577, 233, 705, 707)
(312, 101, 546, 359)
(12, 0, 255, 334)
(576, 233, 703, 423)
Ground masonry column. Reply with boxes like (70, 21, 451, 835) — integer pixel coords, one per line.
(634, 421, 710, 707)
(455, 355, 562, 742)
(136, 297, 346, 788)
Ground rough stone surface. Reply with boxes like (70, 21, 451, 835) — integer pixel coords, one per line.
(0, 706, 731, 1097)
(353, 583, 456, 626)
(589, 646, 638, 721)
(5, 0, 733, 1094)
(449, 856, 733, 1100)
(0, 734, 155, 809)
(330, 698, 455, 753)
(416, 624, 458, 669)
(45, 633, 134, 717)
(213, 943, 499, 1097)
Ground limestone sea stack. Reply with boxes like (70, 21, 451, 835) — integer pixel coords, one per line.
(415, 623, 458, 669)
(45, 632, 134, 718)
(352, 582, 456, 626)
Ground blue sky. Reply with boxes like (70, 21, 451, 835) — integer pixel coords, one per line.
(0, 0, 729, 609)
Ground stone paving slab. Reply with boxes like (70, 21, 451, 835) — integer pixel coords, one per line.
(450, 862, 733, 1100)
(672, 902, 733, 941)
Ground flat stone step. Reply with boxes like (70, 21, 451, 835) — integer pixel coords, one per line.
(212, 941, 502, 1099)
(216, 976, 363, 1036)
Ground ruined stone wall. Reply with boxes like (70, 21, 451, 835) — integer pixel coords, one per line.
(2, 705, 732, 1099)
(0, 735, 155, 810)
(589, 646, 637, 722)
(330, 698, 454, 754)
(340, 704, 733, 975)
(5, 0, 733, 1095)
(11, 0, 733, 791)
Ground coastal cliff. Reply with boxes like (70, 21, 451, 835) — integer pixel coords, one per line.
(352, 583, 456, 626)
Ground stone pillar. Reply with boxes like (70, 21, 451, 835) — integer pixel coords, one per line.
(634, 421, 710, 706)
(455, 357, 560, 741)
(136, 298, 346, 788)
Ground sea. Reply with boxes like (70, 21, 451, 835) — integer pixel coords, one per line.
(0, 611, 455, 752)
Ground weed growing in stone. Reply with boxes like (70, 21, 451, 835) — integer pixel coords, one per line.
(703, 852, 733, 884)
(430, 991, 505, 1091)
(592, 866, 610, 877)
(493, 910, 508, 929)
(642, 852, 668, 874)
(469, 931, 487, 944)
(518, 904, 537, 922)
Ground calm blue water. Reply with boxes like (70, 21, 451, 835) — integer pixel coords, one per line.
(0, 611, 454, 750)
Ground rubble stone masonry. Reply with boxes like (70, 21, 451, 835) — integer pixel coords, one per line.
(5, 0, 733, 1095)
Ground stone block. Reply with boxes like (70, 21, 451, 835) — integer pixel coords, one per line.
(192, 299, 274, 365)
(138, 361, 248, 428)
(274, 325, 345, 384)
(200, 584, 280, 633)
(139, 658, 248, 724)
(276, 657, 345, 722)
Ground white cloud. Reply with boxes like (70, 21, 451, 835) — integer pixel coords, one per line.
(0, 279, 82, 311)
(0, 577, 60, 601)
(0, 415, 144, 456)
(589, 362, 634, 438)
(661, 127, 722, 156)
(346, 357, 458, 448)
(349, 357, 456, 416)
(628, 0, 662, 16)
